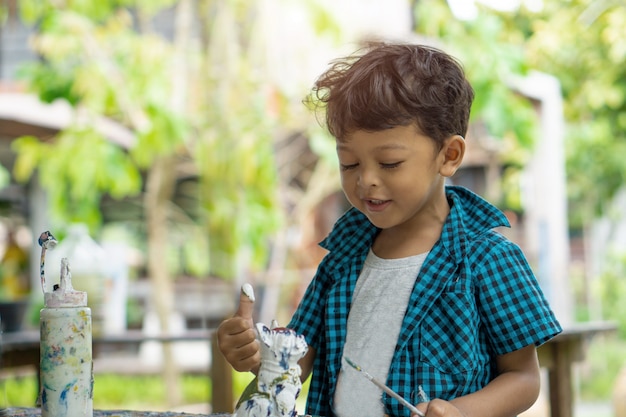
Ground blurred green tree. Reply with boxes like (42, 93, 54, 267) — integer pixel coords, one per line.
(520, 0, 626, 229)
(417, 0, 626, 228)
(9, 0, 290, 406)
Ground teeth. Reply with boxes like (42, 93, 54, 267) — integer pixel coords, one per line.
(370, 199, 385, 204)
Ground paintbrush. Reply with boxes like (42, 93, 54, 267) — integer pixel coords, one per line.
(343, 356, 426, 417)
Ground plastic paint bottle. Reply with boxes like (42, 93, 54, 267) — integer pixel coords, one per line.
(39, 232, 94, 417)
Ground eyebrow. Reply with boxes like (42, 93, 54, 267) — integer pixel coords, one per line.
(336, 143, 409, 152)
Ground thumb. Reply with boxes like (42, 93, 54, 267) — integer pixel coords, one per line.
(235, 283, 255, 320)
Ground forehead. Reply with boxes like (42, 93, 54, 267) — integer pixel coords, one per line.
(337, 125, 434, 152)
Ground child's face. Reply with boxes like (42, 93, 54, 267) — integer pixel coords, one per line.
(337, 124, 449, 231)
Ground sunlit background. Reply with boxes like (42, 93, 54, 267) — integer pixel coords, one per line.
(1, 0, 625, 416)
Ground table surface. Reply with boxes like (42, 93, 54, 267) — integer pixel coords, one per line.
(2, 408, 225, 417)
(551, 320, 617, 339)
(2, 410, 318, 417)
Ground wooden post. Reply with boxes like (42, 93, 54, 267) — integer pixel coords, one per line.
(614, 366, 626, 417)
(537, 323, 617, 417)
(211, 331, 234, 413)
(547, 340, 573, 417)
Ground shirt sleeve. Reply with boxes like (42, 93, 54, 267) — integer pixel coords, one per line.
(475, 238, 562, 355)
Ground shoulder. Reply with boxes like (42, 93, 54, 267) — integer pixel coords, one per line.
(469, 232, 528, 271)
(441, 186, 514, 264)
(445, 185, 510, 235)
(442, 186, 533, 278)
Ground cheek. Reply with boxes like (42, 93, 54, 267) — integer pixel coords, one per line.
(339, 171, 353, 189)
(340, 175, 360, 203)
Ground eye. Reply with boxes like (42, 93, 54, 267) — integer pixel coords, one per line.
(340, 163, 358, 171)
(380, 161, 402, 169)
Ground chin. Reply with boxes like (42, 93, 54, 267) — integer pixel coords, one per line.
(361, 213, 390, 229)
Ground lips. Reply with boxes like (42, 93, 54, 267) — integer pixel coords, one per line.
(363, 198, 391, 212)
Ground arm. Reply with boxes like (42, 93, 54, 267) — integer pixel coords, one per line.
(299, 345, 316, 383)
(415, 344, 541, 417)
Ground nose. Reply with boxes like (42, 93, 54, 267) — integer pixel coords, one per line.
(357, 166, 379, 188)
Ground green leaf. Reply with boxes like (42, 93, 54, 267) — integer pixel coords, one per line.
(0, 164, 10, 189)
(11, 136, 45, 183)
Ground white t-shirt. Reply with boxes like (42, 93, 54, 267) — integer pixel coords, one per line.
(333, 249, 428, 417)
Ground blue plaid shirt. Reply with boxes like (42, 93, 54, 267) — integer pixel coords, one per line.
(288, 186, 562, 417)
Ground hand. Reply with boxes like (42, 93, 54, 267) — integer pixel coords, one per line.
(413, 399, 467, 417)
(216, 284, 261, 373)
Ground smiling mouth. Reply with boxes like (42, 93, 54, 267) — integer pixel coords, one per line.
(363, 199, 391, 212)
(367, 199, 388, 205)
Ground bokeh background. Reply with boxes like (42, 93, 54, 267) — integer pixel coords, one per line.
(1, 1, 625, 416)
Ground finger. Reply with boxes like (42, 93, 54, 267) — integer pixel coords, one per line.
(235, 283, 255, 320)
(230, 345, 261, 373)
(220, 334, 261, 372)
(218, 322, 254, 344)
(414, 402, 428, 417)
(232, 338, 261, 361)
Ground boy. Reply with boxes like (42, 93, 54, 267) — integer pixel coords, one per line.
(218, 42, 562, 417)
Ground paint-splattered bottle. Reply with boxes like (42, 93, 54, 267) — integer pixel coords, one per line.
(39, 231, 93, 417)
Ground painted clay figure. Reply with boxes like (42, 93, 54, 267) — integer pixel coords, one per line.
(234, 322, 308, 417)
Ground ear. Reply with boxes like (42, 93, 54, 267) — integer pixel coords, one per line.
(439, 135, 465, 177)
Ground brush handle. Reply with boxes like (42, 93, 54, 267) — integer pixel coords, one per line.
(367, 375, 425, 417)
(344, 356, 426, 417)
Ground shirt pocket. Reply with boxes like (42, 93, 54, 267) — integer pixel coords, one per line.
(419, 291, 478, 374)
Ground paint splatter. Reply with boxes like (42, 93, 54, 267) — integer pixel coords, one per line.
(234, 323, 308, 417)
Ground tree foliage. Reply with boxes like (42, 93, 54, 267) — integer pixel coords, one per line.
(519, 0, 626, 227)
(12, 0, 283, 279)
(415, 0, 626, 226)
